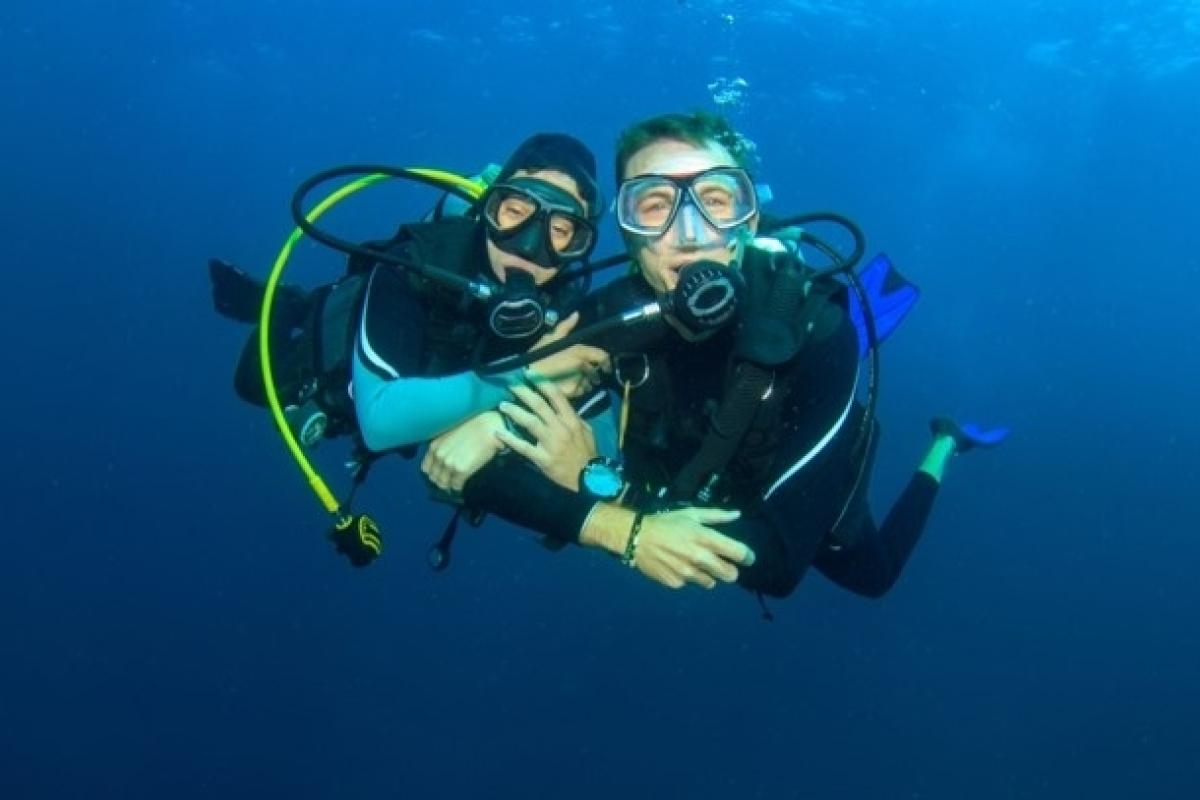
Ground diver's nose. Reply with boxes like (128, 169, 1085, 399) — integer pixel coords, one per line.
(673, 203, 716, 247)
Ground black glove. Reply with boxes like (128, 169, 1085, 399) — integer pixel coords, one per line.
(734, 239, 812, 366)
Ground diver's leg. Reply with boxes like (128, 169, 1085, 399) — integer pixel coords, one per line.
(816, 418, 1006, 596)
(918, 432, 957, 482)
(813, 467, 941, 598)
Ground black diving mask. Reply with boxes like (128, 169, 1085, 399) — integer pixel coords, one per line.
(483, 177, 596, 269)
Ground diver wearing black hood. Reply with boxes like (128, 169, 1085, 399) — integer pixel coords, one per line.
(352, 132, 613, 456)
(211, 133, 619, 567)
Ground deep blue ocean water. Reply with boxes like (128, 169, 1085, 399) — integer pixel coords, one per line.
(2, 1, 1198, 797)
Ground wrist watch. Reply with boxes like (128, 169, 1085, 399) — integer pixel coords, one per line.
(579, 457, 626, 500)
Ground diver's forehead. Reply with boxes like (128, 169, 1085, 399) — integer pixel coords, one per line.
(623, 139, 738, 180)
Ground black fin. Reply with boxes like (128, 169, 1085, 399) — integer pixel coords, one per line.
(209, 259, 266, 323)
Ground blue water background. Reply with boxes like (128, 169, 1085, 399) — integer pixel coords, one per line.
(2, 1, 1198, 797)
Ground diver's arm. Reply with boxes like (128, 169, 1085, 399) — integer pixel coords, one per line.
(353, 265, 522, 451)
(423, 388, 616, 494)
(578, 504, 749, 590)
(494, 384, 618, 489)
(352, 353, 519, 451)
(460, 461, 749, 592)
(461, 456, 755, 591)
(461, 383, 752, 590)
(460, 458, 598, 542)
(503, 367, 754, 589)
(457, 386, 617, 537)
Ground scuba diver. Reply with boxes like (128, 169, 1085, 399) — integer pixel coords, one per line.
(350, 133, 613, 479)
(450, 112, 1008, 601)
(210, 133, 617, 567)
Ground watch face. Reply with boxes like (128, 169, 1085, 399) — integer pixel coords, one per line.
(583, 460, 624, 499)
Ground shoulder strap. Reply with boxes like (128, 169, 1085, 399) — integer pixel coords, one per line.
(668, 289, 836, 503)
(668, 362, 774, 501)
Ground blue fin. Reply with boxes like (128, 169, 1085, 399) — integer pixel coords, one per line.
(846, 252, 920, 359)
(930, 417, 1010, 452)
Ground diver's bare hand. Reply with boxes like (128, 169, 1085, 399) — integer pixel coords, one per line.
(634, 507, 755, 589)
(421, 411, 507, 493)
(495, 381, 597, 491)
(580, 505, 755, 590)
(527, 312, 610, 398)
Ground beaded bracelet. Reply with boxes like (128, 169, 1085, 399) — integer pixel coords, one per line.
(620, 512, 645, 568)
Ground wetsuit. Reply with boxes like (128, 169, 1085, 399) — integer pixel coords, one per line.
(607, 271, 939, 598)
(463, 265, 939, 598)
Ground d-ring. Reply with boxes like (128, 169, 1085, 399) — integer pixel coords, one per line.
(613, 353, 650, 389)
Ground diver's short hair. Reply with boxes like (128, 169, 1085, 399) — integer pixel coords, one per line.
(614, 111, 752, 183)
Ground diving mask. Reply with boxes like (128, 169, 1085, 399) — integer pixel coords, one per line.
(617, 166, 758, 239)
(483, 177, 596, 268)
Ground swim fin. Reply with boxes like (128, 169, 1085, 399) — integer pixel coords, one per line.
(847, 253, 920, 359)
(209, 259, 309, 326)
(930, 417, 1010, 453)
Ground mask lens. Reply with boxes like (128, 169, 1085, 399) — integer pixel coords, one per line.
(484, 188, 537, 231)
(547, 210, 592, 258)
(618, 177, 680, 236)
(690, 169, 755, 228)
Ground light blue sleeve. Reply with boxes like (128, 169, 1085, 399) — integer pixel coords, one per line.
(352, 348, 522, 452)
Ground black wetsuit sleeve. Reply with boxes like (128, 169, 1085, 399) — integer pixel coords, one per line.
(457, 389, 613, 543)
(460, 458, 596, 543)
